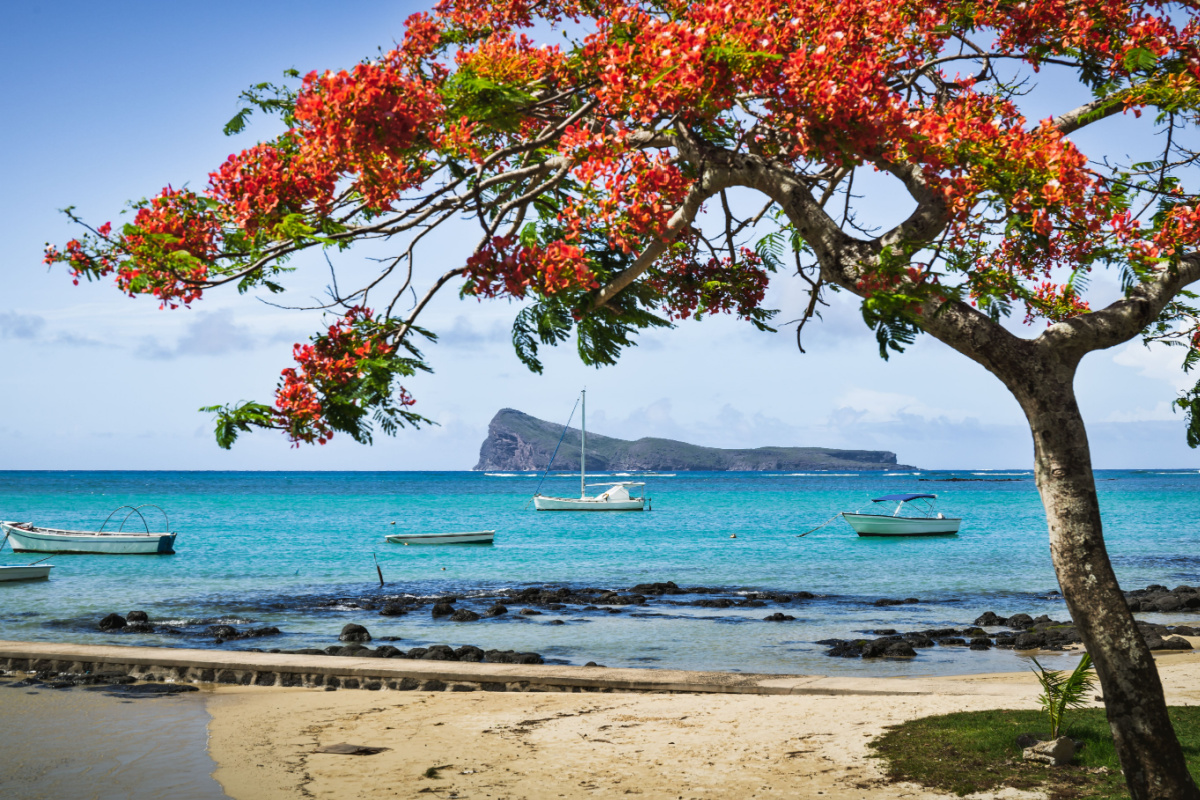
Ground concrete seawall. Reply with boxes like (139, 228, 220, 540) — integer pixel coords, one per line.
(0, 639, 972, 696)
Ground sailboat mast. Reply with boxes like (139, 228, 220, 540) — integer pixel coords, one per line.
(580, 389, 586, 498)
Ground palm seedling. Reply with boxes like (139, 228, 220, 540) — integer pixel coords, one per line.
(1030, 652, 1097, 739)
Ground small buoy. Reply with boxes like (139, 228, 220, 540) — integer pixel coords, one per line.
(441, 567, 446, 571)
(404, 542, 409, 546)
(730, 534, 737, 539)
(390, 521, 396, 525)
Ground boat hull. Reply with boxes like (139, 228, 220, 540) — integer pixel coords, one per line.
(842, 513, 961, 536)
(386, 531, 495, 545)
(533, 495, 646, 511)
(2, 522, 177, 554)
(0, 565, 53, 582)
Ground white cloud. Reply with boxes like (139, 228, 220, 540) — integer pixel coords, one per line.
(1112, 341, 1191, 391)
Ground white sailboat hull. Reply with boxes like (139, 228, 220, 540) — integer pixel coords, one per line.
(0, 565, 53, 582)
(1, 522, 177, 554)
(842, 513, 961, 536)
(533, 495, 646, 511)
(386, 531, 495, 545)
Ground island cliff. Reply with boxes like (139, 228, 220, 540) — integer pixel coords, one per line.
(474, 409, 917, 471)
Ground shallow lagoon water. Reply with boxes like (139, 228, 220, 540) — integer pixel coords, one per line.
(1, 469, 1198, 676)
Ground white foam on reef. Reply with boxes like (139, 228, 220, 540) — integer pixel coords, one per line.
(884, 472, 918, 476)
(786, 473, 857, 477)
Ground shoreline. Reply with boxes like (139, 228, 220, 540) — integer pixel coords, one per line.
(205, 653, 1200, 800)
(4, 639, 1199, 799)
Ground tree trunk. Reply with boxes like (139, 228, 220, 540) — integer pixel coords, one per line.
(1014, 358, 1199, 800)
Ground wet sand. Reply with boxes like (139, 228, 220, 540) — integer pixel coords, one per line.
(0, 683, 227, 800)
(206, 649, 1200, 800)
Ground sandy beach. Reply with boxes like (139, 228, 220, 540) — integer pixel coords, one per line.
(205, 649, 1200, 800)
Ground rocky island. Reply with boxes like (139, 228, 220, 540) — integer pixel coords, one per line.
(474, 408, 917, 471)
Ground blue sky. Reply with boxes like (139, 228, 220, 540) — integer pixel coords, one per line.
(1, 1, 1196, 470)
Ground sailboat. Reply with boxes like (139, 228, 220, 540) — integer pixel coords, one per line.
(533, 390, 649, 511)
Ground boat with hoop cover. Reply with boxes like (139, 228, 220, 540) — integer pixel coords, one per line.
(841, 494, 961, 537)
(1, 505, 177, 555)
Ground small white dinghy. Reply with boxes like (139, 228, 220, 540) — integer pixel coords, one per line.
(0, 564, 53, 582)
(842, 494, 962, 537)
(1, 505, 177, 555)
(386, 531, 495, 545)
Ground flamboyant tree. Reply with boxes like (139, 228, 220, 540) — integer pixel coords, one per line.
(49, 0, 1200, 795)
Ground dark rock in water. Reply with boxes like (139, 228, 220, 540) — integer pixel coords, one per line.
(339, 624, 372, 642)
(1014, 633, 1044, 650)
(994, 634, 1017, 648)
(450, 609, 481, 622)
(974, 612, 1006, 626)
(337, 645, 369, 657)
(519, 608, 542, 616)
(629, 581, 683, 595)
(376, 645, 403, 658)
(484, 649, 543, 665)
(794, 591, 815, 599)
(696, 598, 735, 608)
(206, 625, 237, 639)
(126, 610, 149, 623)
(455, 645, 485, 662)
(903, 633, 935, 648)
(548, 619, 565, 625)
(403, 648, 427, 659)
(764, 613, 796, 622)
(323, 645, 342, 655)
(1154, 596, 1184, 613)
(873, 599, 904, 607)
(1171, 625, 1198, 637)
(379, 603, 408, 617)
(1033, 615, 1052, 624)
(826, 641, 864, 658)
(485, 604, 509, 617)
(431, 602, 456, 618)
(969, 637, 992, 650)
(98, 613, 127, 631)
(297, 648, 328, 656)
(125, 623, 155, 634)
(1148, 635, 1193, 651)
(1006, 613, 1034, 629)
(872, 629, 898, 636)
(937, 637, 967, 647)
(422, 645, 459, 661)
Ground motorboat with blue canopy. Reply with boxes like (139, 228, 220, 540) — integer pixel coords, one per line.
(841, 493, 961, 536)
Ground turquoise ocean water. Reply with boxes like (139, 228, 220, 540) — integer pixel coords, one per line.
(1, 469, 1197, 677)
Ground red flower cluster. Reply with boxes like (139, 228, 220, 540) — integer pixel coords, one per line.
(208, 141, 335, 234)
(464, 237, 596, 298)
(273, 307, 404, 446)
(294, 55, 443, 210)
(649, 248, 772, 321)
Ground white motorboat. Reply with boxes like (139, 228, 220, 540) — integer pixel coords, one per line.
(386, 530, 496, 545)
(842, 494, 961, 537)
(533, 390, 648, 511)
(0, 564, 53, 582)
(1, 505, 177, 555)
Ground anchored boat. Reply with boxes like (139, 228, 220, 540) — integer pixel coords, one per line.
(842, 494, 961, 537)
(533, 389, 649, 511)
(386, 530, 496, 545)
(1, 505, 177, 555)
(0, 564, 53, 582)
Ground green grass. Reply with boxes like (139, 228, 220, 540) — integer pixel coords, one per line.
(870, 707, 1200, 800)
